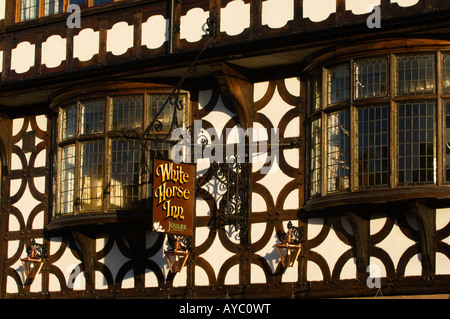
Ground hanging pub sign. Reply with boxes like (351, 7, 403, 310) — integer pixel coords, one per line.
(152, 158, 195, 236)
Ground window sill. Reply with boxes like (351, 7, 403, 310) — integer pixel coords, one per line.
(302, 186, 450, 213)
(46, 210, 152, 232)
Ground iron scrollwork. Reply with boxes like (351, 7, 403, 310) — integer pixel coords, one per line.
(210, 156, 250, 244)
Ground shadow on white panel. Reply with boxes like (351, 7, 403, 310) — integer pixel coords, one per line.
(180, 8, 209, 43)
(303, 0, 335, 22)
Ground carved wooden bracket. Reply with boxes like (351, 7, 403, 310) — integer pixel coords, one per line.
(345, 211, 370, 280)
(123, 226, 146, 288)
(70, 230, 96, 290)
(211, 62, 254, 130)
(408, 201, 436, 279)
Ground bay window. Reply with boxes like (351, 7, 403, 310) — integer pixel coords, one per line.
(307, 51, 448, 200)
(54, 92, 187, 216)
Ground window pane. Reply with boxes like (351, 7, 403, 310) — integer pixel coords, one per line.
(81, 100, 105, 134)
(21, 0, 39, 21)
(327, 111, 350, 192)
(396, 54, 435, 95)
(94, 0, 114, 4)
(150, 94, 186, 132)
(444, 54, 450, 93)
(110, 140, 141, 209)
(80, 141, 104, 211)
(60, 146, 76, 214)
(61, 104, 77, 140)
(327, 64, 350, 105)
(398, 102, 435, 184)
(354, 58, 388, 99)
(310, 119, 321, 196)
(43, 0, 63, 16)
(445, 101, 450, 181)
(310, 74, 321, 112)
(111, 95, 143, 130)
(357, 105, 389, 188)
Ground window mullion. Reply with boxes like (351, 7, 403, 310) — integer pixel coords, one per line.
(436, 51, 443, 186)
(390, 53, 397, 188)
(74, 101, 82, 215)
(103, 96, 111, 213)
(350, 59, 356, 192)
(321, 66, 327, 195)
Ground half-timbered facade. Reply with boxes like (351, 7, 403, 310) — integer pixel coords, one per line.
(0, 0, 449, 299)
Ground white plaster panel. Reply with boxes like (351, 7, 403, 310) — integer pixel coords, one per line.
(198, 89, 213, 110)
(31, 209, 44, 230)
(436, 208, 450, 231)
(282, 188, 298, 210)
(196, 197, 211, 217)
(98, 239, 130, 285)
(221, 0, 250, 36)
(307, 217, 324, 240)
(436, 252, 450, 275)
(303, 0, 335, 22)
(392, 0, 419, 7)
(284, 77, 300, 97)
(254, 81, 270, 102)
(11, 186, 40, 225)
(0, 0, 5, 20)
(346, 0, 380, 14)
(256, 169, 294, 203)
(262, 0, 294, 29)
(195, 226, 235, 285)
(257, 84, 294, 131)
(310, 223, 352, 278)
(307, 260, 323, 281)
(41, 35, 66, 68)
(107, 21, 134, 56)
(73, 28, 99, 62)
(375, 219, 416, 271)
(251, 223, 277, 276)
(404, 253, 422, 276)
(35, 114, 47, 131)
(370, 212, 387, 235)
(12, 118, 26, 136)
(0, 51, 3, 71)
(283, 148, 299, 170)
(142, 15, 168, 49)
(369, 256, 387, 277)
(11, 41, 35, 74)
(251, 192, 267, 213)
(8, 213, 20, 232)
(224, 264, 239, 285)
(50, 247, 84, 291)
(180, 8, 209, 43)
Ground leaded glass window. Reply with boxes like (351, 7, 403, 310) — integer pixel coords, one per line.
(327, 64, 350, 105)
(397, 54, 435, 95)
(327, 111, 350, 192)
(357, 105, 389, 188)
(398, 102, 435, 184)
(354, 58, 388, 99)
(56, 92, 188, 215)
(309, 119, 322, 196)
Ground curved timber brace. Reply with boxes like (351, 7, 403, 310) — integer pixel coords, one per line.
(408, 201, 436, 279)
(344, 211, 370, 281)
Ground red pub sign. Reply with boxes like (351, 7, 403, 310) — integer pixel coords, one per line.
(152, 158, 195, 236)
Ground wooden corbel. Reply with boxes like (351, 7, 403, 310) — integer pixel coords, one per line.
(211, 62, 254, 130)
(344, 211, 370, 281)
(70, 230, 96, 290)
(408, 201, 436, 279)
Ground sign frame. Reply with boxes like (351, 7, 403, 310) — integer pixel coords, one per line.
(152, 158, 196, 236)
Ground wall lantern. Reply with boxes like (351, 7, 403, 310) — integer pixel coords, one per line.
(165, 236, 190, 273)
(276, 221, 305, 268)
(21, 239, 47, 285)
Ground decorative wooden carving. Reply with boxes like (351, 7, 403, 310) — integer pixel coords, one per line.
(408, 201, 436, 279)
(70, 230, 95, 291)
(345, 211, 370, 281)
(211, 62, 253, 130)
